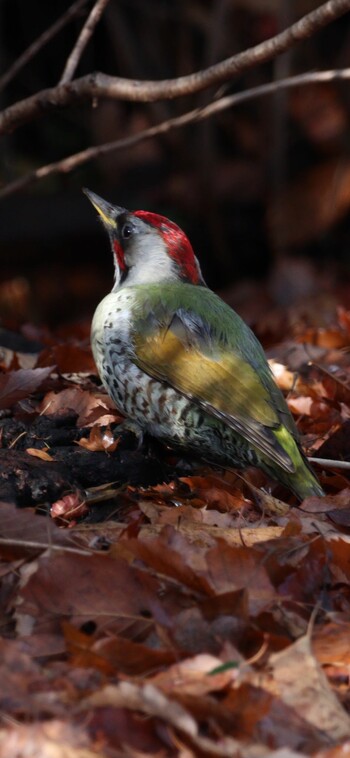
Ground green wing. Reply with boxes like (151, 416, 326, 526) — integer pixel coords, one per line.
(131, 283, 299, 473)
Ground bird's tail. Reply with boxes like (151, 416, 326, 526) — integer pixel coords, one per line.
(286, 466, 324, 501)
(266, 453, 324, 501)
(262, 429, 324, 501)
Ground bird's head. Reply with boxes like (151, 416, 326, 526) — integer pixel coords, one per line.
(84, 189, 204, 289)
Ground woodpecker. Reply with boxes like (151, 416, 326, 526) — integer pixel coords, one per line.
(84, 189, 323, 500)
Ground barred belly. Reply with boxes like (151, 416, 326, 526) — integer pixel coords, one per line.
(91, 292, 257, 468)
(101, 349, 256, 468)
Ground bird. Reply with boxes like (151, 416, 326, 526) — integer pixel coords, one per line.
(84, 188, 324, 501)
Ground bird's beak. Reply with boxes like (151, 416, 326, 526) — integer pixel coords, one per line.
(83, 188, 126, 229)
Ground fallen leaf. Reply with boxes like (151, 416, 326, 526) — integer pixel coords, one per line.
(221, 679, 326, 751)
(26, 448, 53, 462)
(313, 622, 350, 665)
(269, 360, 298, 392)
(40, 387, 121, 427)
(205, 540, 276, 615)
(36, 343, 96, 374)
(17, 551, 162, 633)
(0, 501, 81, 561)
(83, 681, 241, 756)
(90, 635, 176, 676)
(0, 720, 99, 758)
(337, 306, 350, 336)
(77, 424, 119, 452)
(180, 475, 247, 511)
(148, 653, 236, 696)
(50, 493, 88, 523)
(139, 500, 247, 529)
(300, 488, 350, 514)
(0, 367, 54, 410)
(244, 480, 290, 515)
(270, 634, 350, 741)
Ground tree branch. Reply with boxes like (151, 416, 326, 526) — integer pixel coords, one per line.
(1, 68, 349, 200)
(0, 0, 349, 136)
(60, 0, 111, 84)
(308, 457, 350, 470)
(0, 0, 90, 93)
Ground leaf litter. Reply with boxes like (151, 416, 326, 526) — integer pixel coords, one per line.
(0, 306, 350, 756)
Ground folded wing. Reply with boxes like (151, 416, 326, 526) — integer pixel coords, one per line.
(131, 284, 298, 473)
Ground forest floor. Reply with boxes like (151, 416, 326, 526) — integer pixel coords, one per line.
(1, 282, 350, 757)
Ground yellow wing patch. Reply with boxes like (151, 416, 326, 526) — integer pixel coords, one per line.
(134, 327, 294, 471)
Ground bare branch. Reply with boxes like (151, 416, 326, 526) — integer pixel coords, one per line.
(60, 0, 111, 85)
(1, 67, 350, 200)
(0, 0, 349, 136)
(0, 538, 91, 555)
(0, 0, 90, 93)
(308, 457, 350, 470)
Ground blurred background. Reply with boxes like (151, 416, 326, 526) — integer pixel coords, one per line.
(1, 0, 350, 335)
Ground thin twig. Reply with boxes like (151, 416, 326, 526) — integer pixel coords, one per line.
(1, 67, 350, 199)
(0, 0, 90, 94)
(0, 537, 91, 555)
(308, 457, 350, 470)
(0, 0, 349, 136)
(60, 0, 111, 84)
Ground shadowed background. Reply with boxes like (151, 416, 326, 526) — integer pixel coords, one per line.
(1, 0, 350, 328)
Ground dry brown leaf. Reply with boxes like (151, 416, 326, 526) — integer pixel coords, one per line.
(0, 366, 53, 410)
(82, 681, 242, 757)
(244, 480, 290, 515)
(288, 396, 326, 417)
(313, 622, 350, 665)
(36, 343, 96, 374)
(297, 327, 350, 350)
(0, 720, 98, 758)
(180, 475, 247, 511)
(89, 635, 176, 676)
(148, 653, 236, 696)
(269, 634, 350, 741)
(269, 360, 298, 392)
(0, 501, 81, 561)
(205, 539, 276, 615)
(17, 551, 161, 633)
(77, 424, 119, 452)
(139, 500, 246, 529)
(50, 493, 88, 523)
(86, 520, 285, 549)
(40, 387, 121, 427)
(314, 742, 350, 757)
(26, 447, 53, 462)
(0, 348, 37, 370)
(337, 306, 350, 337)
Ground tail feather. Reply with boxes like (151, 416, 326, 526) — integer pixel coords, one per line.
(286, 468, 324, 501)
(262, 460, 324, 501)
(288, 448, 324, 500)
(262, 432, 324, 501)
(284, 459, 324, 500)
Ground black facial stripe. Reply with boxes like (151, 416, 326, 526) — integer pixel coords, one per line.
(119, 265, 130, 285)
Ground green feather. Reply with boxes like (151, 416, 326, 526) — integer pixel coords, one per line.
(130, 282, 323, 499)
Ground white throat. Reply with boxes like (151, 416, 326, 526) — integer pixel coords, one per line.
(113, 232, 177, 290)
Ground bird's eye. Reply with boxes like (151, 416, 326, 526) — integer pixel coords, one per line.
(121, 223, 132, 240)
